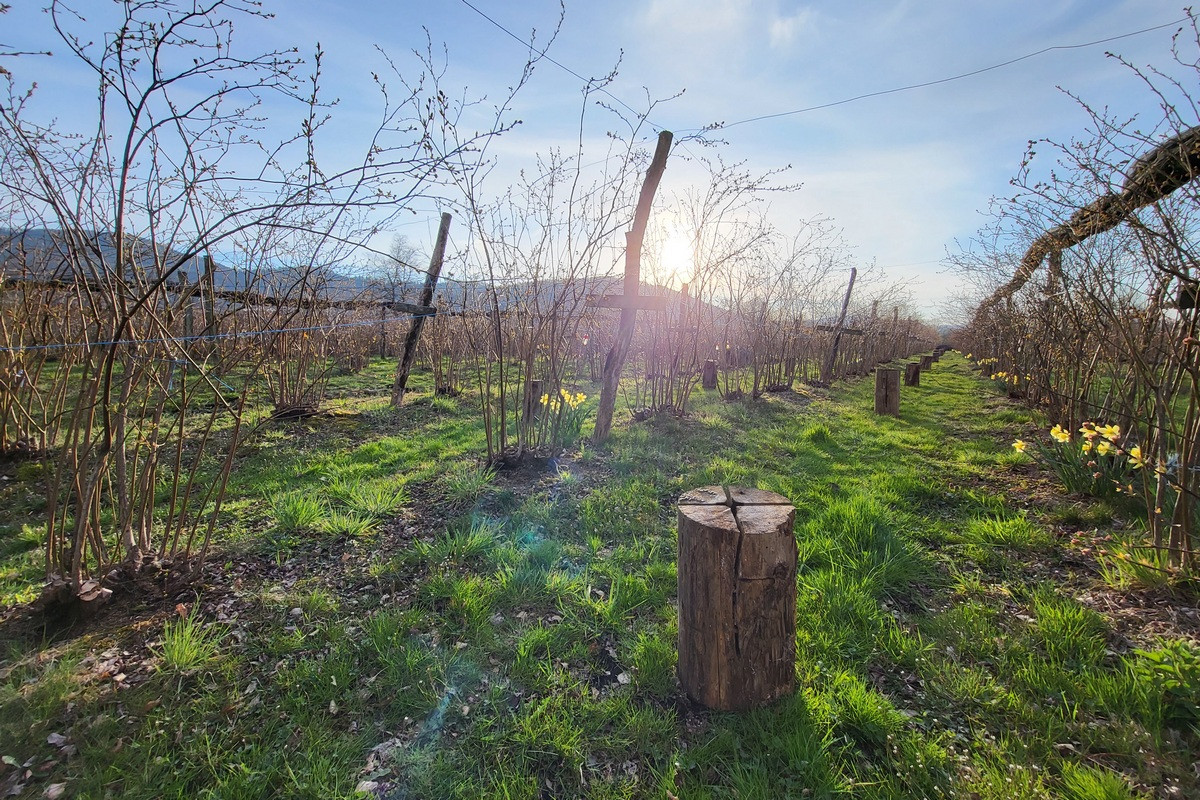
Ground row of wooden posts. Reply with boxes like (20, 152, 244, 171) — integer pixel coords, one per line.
(678, 347, 950, 711)
(873, 346, 949, 416)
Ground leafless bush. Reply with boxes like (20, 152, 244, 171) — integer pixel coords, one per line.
(955, 19, 1200, 570)
(0, 0, 527, 606)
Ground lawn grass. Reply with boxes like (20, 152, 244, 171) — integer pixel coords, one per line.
(0, 353, 1195, 798)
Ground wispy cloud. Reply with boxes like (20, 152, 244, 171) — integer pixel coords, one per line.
(769, 9, 815, 50)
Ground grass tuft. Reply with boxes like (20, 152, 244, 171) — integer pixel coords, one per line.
(444, 462, 497, 504)
(322, 510, 377, 538)
(1060, 762, 1146, 800)
(155, 607, 226, 671)
(271, 491, 328, 534)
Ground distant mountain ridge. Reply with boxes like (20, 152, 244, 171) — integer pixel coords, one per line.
(0, 227, 694, 314)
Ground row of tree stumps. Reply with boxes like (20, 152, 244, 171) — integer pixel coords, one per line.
(874, 348, 946, 416)
(675, 350, 948, 712)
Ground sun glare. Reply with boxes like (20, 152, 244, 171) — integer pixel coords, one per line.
(659, 232, 693, 279)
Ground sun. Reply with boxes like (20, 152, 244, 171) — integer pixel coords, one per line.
(659, 231, 693, 280)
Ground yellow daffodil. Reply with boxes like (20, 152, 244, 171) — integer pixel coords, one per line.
(1079, 424, 1098, 440)
(1128, 446, 1144, 469)
(1050, 424, 1070, 443)
(540, 393, 550, 406)
(1012, 439, 1027, 453)
(1096, 440, 1113, 456)
(1081, 441, 1094, 454)
(1097, 424, 1120, 441)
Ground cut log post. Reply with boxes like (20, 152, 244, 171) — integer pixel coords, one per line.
(702, 359, 718, 389)
(875, 367, 900, 416)
(920, 354, 934, 370)
(904, 361, 920, 387)
(677, 485, 797, 711)
(523, 379, 543, 424)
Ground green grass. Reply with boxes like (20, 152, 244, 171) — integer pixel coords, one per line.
(444, 462, 498, 504)
(154, 607, 228, 671)
(0, 353, 1195, 799)
(270, 491, 328, 534)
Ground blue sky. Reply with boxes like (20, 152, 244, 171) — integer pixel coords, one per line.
(4, 1, 1194, 320)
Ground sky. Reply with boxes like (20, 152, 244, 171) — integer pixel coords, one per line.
(3, 0, 1197, 321)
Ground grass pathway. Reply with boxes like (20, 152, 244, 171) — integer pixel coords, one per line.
(1, 354, 1196, 799)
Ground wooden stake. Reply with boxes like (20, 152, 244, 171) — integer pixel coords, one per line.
(392, 212, 451, 407)
(820, 267, 857, 383)
(593, 130, 673, 443)
(200, 254, 217, 356)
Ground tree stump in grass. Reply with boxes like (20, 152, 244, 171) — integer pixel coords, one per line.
(904, 361, 920, 387)
(875, 367, 900, 416)
(523, 379, 543, 423)
(677, 486, 797, 711)
(920, 354, 934, 370)
(702, 359, 718, 389)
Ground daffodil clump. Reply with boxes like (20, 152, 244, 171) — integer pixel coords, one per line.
(991, 369, 1032, 390)
(541, 387, 589, 448)
(1012, 420, 1141, 498)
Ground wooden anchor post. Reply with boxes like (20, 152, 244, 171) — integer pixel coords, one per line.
(592, 130, 673, 443)
(392, 212, 451, 408)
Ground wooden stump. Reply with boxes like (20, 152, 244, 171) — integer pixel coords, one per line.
(920, 354, 934, 370)
(904, 361, 920, 387)
(874, 367, 900, 416)
(677, 486, 797, 711)
(523, 379, 543, 423)
(702, 359, 718, 389)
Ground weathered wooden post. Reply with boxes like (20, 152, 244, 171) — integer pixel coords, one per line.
(392, 212, 451, 407)
(523, 379, 543, 424)
(677, 486, 797, 711)
(875, 367, 900, 416)
(904, 361, 920, 387)
(197, 254, 217, 360)
(702, 359, 718, 389)
(920, 354, 934, 370)
(180, 270, 194, 342)
(592, 130, 673, 443)
(820, 267, 857, 384)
